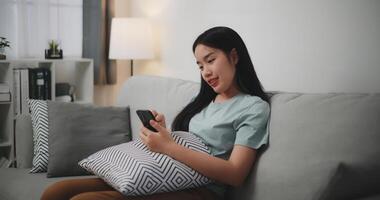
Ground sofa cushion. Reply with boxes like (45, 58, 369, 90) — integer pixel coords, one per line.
(0, 168, 94, 200)
(28, 99, 49, 173)
(229, 93, 380, 200)
(47, 101, 132, 177)
(14, 114, 33, 168)
(318, 162, 380, 200)
(79, 131, 212, 196)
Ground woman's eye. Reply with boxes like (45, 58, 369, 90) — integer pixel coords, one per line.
(199, 66, 204, 71)
(207, 59, 215, 63)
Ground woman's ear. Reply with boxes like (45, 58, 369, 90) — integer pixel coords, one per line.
(229, 48, 239, 65)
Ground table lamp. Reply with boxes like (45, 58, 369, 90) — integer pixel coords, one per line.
(109, 18, 154, 76)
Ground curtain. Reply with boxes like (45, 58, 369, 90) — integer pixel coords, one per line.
(0, 0, 82, 58)
(83, 0, 116, 85)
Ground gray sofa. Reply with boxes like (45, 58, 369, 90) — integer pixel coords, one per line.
(1, 75, 379, 200)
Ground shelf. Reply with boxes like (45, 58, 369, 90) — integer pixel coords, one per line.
(0, 57, 92, 62)
(1, 58, 94, 165)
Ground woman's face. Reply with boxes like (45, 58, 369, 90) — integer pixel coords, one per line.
(194, 44, 239, 96)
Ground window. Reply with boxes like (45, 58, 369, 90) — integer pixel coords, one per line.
(0, 0, 82, 58)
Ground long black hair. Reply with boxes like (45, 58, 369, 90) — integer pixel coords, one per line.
(171, 26, 269, 131)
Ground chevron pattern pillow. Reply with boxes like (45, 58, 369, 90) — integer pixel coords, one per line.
(28, 99, 49, 173)
(79, 131, 212, 196)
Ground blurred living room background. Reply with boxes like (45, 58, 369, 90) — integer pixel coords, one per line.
(0, 0, 379, 107)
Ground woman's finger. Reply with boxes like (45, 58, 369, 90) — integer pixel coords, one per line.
(140, 126, 149, 134)
(155, 115, 162, 122)
(149, 120, 166, 132)
(150, 110, 158, 117)
(139, 132, 147, 143)
(140, 127, 148, 136)
(150, 110, 164, 122)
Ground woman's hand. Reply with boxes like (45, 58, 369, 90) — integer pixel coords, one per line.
(139, 119, 176, 154)
(150, 110, 166, 128)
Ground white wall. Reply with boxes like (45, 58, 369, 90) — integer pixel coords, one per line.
(130, 0, 380, 93)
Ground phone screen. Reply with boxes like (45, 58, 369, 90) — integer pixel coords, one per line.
(136, 110, 157, 132)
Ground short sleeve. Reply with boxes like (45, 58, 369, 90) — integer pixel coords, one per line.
(233, 100, 270, 149)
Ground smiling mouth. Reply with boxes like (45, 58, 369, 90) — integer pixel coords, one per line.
(208, 78, 219, 87)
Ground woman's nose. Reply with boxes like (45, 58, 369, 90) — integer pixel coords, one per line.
(202, 68, 212, 77)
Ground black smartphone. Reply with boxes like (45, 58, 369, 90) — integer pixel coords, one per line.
(136, 110, 158, 132)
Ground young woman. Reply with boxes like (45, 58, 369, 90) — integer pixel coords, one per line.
(41, 26, 270, 200)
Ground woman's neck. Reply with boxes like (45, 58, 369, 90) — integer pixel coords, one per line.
(214, 88, 241, 103)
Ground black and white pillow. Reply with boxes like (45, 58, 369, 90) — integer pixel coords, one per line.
(28, 99, 49, 173)
(79, 131, 213, 196)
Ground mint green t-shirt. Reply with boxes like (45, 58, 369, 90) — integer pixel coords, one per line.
(188, 93, 270, 197)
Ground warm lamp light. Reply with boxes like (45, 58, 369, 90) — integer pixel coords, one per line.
(109, 18, 154, 76)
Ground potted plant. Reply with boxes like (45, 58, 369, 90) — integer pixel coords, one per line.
(0, 37, 11, 60)
(45, 39, 63, 59)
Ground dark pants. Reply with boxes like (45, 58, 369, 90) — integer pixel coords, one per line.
(41, 178, 220, 200)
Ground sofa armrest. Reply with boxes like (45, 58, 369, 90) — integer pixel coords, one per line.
(15, 114, 33, 168)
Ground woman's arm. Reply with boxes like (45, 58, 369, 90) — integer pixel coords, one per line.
(139, 120, 257, 187)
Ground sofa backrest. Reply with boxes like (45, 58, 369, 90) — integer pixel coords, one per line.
(116, 75, 200, 140)
(229, 93, 380, 200)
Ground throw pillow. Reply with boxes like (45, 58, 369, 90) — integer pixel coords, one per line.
(28, 99, 49, 173)
(47, 101, 131, 177)
(318, 162, 380, 200)
(79, 131, 213, 196)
